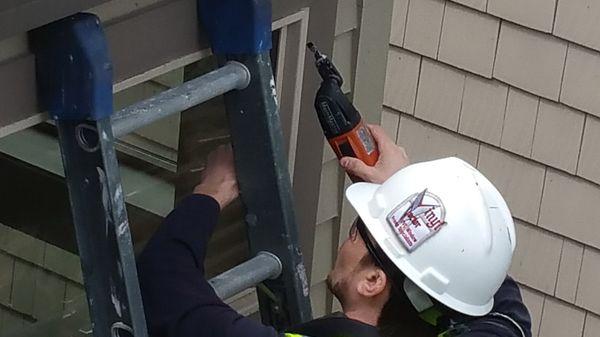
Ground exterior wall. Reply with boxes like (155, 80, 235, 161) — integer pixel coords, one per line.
(0, 0, 112, 40)
(383, 0, 600, 336)
(0, 222, 84, 333)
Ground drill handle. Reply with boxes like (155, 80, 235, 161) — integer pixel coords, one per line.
(315, 79, 361, 138)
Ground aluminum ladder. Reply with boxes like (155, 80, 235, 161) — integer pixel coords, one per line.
(29, 1, 312, 336)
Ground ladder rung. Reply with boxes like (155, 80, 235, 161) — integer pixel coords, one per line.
(111, 61, 251, 138)
(209, 252, 282, 300)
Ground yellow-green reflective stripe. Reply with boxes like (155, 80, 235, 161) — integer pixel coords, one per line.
(285, 333, 305, 337)
(419, 307, 442, 326)
(437, 330, 452, 337)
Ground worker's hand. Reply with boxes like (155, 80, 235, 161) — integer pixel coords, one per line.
(193, 144, 239, 209)
(340, 124, 409, 184)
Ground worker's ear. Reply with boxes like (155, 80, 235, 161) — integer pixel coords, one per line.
(357, 267, 388, 298)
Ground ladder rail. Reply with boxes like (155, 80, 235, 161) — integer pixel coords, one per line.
(199, 0, 313, 328)
(31, 13, 149, 337)
(220, 53, 313, 327)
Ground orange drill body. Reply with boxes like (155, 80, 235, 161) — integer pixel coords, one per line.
(327, 121, 379, 167)
(308, 42, 379, 181)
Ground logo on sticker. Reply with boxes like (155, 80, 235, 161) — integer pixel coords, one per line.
(386, 189, 446, 252)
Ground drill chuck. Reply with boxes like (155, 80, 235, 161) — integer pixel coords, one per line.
(307, 43, 343, 87)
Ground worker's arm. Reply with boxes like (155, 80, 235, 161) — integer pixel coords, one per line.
(462, 276, 532, 337)
(339, 124, 409, 183)
(137, 146, 278, 337)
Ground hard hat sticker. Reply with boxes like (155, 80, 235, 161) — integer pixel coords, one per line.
(386, 189, 446, 252)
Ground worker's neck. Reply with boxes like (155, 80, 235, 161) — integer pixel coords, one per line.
(343, 305, 381, 326)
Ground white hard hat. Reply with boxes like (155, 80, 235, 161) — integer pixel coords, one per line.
(345, 157, 516, 316)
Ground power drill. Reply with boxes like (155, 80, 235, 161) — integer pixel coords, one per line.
(307, 42, 379, 182)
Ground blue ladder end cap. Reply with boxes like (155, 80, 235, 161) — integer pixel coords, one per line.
(30, 13, 113, 121)
(198, 0, 272, 55)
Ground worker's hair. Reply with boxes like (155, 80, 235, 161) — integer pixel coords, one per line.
(358, 253, 437, 337)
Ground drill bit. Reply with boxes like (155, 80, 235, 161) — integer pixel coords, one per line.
(307, 42, 326, 63)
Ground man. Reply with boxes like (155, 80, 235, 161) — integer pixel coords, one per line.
(137, 125, 531, 337)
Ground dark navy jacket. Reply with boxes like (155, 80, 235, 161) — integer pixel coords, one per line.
(137, 194, 532, 337)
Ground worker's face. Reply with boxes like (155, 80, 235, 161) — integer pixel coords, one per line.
(326, 218, 372, 304)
